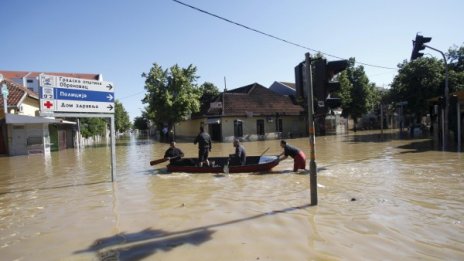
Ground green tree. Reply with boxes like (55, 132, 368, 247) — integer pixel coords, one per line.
(114, 100, 131, 133)
(448, 44, 464, 72)
(133, 115, 149, 130)
(142, 63, 202, 129)
(447, 44, 464, 92)
(198, 82, 220, 114)
(390, 57, 444, 119)
(79, 118, 107, 138)
(338, 58, 379, 128)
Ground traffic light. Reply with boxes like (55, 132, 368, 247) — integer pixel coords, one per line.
(411, 34, 432, 60)
(326, 60, 349, 109)
(312, 59, 349, 114)
(312, 59, 327, 113)
(294, 61, 306, 103)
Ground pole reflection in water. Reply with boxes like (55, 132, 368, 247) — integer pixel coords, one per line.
(0, 131, 462, 260)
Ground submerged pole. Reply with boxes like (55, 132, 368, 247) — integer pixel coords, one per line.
(304, 52, 318, 206)
(110, 115, 116, 182)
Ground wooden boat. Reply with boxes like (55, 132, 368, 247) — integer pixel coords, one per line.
(166, 155, 279, 173)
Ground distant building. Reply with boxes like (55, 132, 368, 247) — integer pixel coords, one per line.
(270, 80, 356, 135)
(269, 81, 296, 96)
(176, 83, 306, 142)
(0, 70, 102, 94)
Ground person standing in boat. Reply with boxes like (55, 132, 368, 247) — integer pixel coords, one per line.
(229, 139, 246, 166)
(164, 141, 184, 164)
(194, 126, 212, 167)
(277, 140, 307, 172)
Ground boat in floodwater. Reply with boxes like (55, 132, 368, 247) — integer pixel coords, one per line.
(166, 155, 279, 173)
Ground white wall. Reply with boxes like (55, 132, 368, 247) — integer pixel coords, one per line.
(7, 123, 49, 156)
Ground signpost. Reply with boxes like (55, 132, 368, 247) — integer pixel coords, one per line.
(39, 74, 115, 114)
(39, 74, 116, 181)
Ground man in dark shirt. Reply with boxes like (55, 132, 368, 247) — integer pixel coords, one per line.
(194, 126, 212, 167)
(164, 141, 184, 164)
(229, 139, 246, 166)
(278, 140, 306, 172)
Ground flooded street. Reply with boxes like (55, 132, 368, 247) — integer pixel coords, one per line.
(0, 130, 463, 260)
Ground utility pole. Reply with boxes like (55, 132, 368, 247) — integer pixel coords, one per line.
(380, 104, 384, 135)
(304, 52, 318, 206)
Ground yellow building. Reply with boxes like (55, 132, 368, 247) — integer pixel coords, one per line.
(176, 83, 306, 142)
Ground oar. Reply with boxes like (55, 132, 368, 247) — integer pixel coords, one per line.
(150, 158, 168, 166)
(259, 147, 270, 157)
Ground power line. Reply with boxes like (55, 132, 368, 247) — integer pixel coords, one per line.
(171, 0, 397, 70)
(118, 90, 146, 100)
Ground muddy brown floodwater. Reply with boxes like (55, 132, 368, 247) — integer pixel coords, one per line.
(0, 130, 463, 260)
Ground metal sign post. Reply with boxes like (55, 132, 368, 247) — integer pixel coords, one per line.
(52, 113, 117, 182)
(39, 74, 115, 114)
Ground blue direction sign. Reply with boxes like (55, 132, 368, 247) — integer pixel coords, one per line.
(39, 74, 115, 114)
(54, 88, 114, 102)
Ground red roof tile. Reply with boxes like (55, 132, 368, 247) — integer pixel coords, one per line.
(0, 70, 100, 80)
(207, 83, 303, 117)
(0, 79, 39, 108)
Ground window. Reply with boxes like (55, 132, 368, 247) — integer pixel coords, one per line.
(26, 79, 34, 92)
(234, 120, 243, 137)
(276, 119, 283, 132)
(257, 119, 264, 135)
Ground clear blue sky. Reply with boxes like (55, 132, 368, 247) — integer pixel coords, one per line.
(1, 0, 462, 121)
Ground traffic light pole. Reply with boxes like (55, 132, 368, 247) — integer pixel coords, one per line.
(304, 52, 318, 206)
(424, 45, 449, 150)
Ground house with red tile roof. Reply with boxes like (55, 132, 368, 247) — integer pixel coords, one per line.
(0, 71, 88, 156)
(0, 78, 39, 117)
(175, 83, 307, 142)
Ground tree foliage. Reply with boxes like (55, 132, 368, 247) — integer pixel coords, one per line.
(448, 44, 464, 72)
(79, 118, 107, 138)
(114, 100, 131, 133)
(389, 44, 464, 119)
(198, 82, 220, 114)
(338, 58, 380, 122)
(142, 63, 202, 129)
(133, 115, 149, 130)
(447, 44, 464, 92)
(390, 58, 444, 117)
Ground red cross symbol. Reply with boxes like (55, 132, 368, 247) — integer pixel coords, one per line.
(44, 100, 53, 109)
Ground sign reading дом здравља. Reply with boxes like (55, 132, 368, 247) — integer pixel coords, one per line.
(39, 74, 115, 114)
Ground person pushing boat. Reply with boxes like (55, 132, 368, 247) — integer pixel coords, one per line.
(277, 140, 307, 172)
